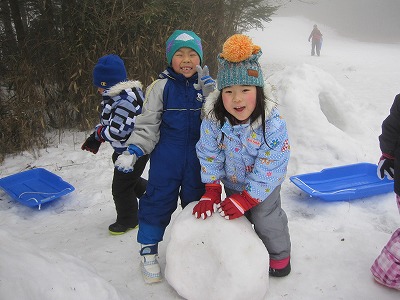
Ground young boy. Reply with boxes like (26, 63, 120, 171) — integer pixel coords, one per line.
(115, 30, 215, 283)
(81, 54, 149, 235)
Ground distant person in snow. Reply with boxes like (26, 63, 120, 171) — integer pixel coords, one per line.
(308, 24, 323, 56)
(371, 93, 400, 290)
(81, 54, 149, 235)
(193, 34, 292, 277)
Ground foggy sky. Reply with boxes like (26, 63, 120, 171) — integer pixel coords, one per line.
(276, 0, 400, 43)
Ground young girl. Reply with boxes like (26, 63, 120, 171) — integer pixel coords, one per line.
(193, 34, 292, 277)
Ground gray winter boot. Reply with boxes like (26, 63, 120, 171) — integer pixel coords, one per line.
(140, 244, 162, 283)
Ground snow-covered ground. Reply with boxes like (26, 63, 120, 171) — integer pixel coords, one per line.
(0, 16, 399, 299)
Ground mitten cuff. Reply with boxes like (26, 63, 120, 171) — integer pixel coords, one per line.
(95, 125, 105, 142)
(241, 190, 260, 206)
(127, 144, 144, 157)
(382, 153, 395, 160)
(205, 183, 222, 194)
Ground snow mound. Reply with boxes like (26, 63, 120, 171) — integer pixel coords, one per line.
(0, 230, 120, 300)
(165, 202, 269, 300)
(268, 63, 368, 173)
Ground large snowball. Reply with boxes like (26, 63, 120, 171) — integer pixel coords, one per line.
(165, 202, 269, 300)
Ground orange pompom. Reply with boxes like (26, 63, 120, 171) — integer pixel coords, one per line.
(220, 34, 261, 63)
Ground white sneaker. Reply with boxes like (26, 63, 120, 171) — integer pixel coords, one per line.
(141, 254, 162, 283)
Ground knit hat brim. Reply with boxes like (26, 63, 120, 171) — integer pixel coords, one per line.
(166, 30, 203, 65)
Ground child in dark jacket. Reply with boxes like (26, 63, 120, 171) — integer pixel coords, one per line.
(114, 30, 215, 283)
(371, 93, 400, 290)
(81, 54, 149, 235)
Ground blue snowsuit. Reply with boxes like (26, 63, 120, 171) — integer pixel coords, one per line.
(125, 67, 205, 244)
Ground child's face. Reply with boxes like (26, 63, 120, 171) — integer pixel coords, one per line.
(171, 47, 200, 78)
(222, 85, 257, 124)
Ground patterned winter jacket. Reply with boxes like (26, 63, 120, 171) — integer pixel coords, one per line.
(96, 80, 144, 154)
(196, 85, 290, 201)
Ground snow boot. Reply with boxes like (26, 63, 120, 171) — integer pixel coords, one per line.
(108, 222, 138, 235)
(269, 257, 291, 277)
(140, 244, 162, 283)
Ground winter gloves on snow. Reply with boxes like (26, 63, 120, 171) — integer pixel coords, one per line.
(193, 185, 259, 220)
(219, 190, 259, 220)
(192, 183, 222, 219)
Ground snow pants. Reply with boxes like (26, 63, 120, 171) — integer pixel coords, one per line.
(111, 152, 149, 227)
(371, 228, 400, 290)
(137, 141, 205, 245)
(370, 194, 400, 290)
(225, 185, 291, 260)
(311, 39, 321, 56)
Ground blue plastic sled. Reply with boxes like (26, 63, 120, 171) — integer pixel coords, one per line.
(290, 163, 394, 201)
(0, 168, 75, 209)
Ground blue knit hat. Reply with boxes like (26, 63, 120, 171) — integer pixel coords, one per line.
(217, 34, 264, 90)
(93, 54, 127, 89)
(166, 30, 203, 65)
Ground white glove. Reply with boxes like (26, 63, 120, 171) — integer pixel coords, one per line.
(115, 151, 137, 173)
(193, 65, 215, 98)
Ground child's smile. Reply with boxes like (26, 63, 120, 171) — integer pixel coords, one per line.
(171, 47, 200, 78)
(180, 66, 194, 76)
(222, 85, 257, 123)
(234, 106, 246, 112)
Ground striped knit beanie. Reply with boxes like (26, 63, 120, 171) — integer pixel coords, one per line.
(93, 54, 127, 89)
(166, 30, 203, 65)
(217, 34, 264, 90)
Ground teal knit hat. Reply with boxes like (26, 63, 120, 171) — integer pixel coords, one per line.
(217, 34, 264, 90)
(166, 30, 203, 65)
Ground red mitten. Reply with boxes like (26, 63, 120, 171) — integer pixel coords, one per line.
(193, 183, 222, 219)
(219, 190, 259, 220)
